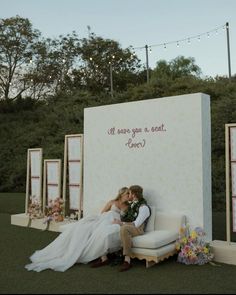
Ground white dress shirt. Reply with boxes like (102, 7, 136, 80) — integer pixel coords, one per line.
(133, 205, 150, 227)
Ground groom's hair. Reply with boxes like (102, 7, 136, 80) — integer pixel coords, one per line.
(129, 185, 143, 200)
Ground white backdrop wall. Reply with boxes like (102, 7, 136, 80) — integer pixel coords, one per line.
(83, 93, 212, 240)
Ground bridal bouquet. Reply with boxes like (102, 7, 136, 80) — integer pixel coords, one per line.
(28, 195, 43, 219)
(44, 197, 65, 223)
(175, 224, 214, 265)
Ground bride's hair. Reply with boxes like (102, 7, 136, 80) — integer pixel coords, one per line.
(114, 187, 129, 201)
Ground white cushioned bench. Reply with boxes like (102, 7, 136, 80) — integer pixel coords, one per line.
(130, 207, 186, 268)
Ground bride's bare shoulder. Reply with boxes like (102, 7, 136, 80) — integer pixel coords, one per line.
(101, 199, 115, 213)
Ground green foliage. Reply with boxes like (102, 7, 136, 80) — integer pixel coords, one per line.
(150, 56, 201, 83)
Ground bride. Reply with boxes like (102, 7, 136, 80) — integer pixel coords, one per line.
(25, 187, 130, 272)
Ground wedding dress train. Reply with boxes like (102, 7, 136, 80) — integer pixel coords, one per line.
(25, 205, 122, 272)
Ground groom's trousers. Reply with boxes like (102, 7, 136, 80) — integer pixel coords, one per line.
(120, 224, 145, 256)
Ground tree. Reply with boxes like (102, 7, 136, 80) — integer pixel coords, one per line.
(0, 16, 41, 100)
(26, 32, 81, 99)
(0, 16, 82, 100)
(151, 56, 201, 82)
(71, 34, 142, 93)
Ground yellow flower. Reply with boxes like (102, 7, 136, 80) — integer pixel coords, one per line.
(190, 230, 197, 239)
(203, 247, 209, 254)
(179, 227, 185, 234)
(176, 243, 180, 250)
(182, 237, 188, 244)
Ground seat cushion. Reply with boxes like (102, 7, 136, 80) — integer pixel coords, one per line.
(132, 230, 178, 249)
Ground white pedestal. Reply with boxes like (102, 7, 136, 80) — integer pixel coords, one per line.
(11, 213, 76, 232)
(11, 213, 30, 227)
(48, 220, 76, 232)
(210, 240, 236, 265)
(11, 213, 47, 230)
(30, 218, 48, 230)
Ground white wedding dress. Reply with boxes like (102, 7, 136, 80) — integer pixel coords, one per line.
(25, 204, 122, 272)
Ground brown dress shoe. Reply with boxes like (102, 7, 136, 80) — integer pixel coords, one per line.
(119, 261, 132, 272)
(91, 258, 110, 268)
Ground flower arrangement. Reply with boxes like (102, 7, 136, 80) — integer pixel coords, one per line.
(121, 199, 147, 222)
(68, 210, 80, 221)
(175, 224, 214, 265)
(27, 195, 43, 219)
(44, 197, 65, 223)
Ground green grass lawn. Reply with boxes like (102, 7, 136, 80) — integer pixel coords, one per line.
(1, 193, 236, 294)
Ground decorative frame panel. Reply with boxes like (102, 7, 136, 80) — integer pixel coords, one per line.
(63, 134, 83, 217)
(43, 159, 62, 214)
(225, 124, 236, 238)
(230, 127, 236, 161)
(233, 198, 236, 233)
(25, 148, 43, 213)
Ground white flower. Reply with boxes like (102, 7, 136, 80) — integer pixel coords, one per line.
(130, 200, 138, 208)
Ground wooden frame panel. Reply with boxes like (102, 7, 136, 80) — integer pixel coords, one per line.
(43, 159, 62, 214)
(63, 134, 83, 217)
(25, 148, 43, 214)
(225, 124, 236, 239)
(233, 198, 236, 233)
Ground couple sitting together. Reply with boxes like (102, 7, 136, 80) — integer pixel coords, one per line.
(25, 185, 151, 272)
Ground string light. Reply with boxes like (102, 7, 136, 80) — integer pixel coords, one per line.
(133, 23, 226, 52)
(26, 23, 228, 82)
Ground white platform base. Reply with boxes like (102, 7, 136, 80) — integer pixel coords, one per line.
(210, 240, 236, 265)
(47, 219, 76, 232)
(11, 213, 76, 232)
(11, 213, 30, 227)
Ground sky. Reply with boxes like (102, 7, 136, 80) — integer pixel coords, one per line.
(1, 0, 236, 78)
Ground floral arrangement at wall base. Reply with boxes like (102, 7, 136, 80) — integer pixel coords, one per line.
(175, 224, 214, 265)
(44, 197, 65, 226)
(27, 195, 43, 220)
(67, 210, 81, 221)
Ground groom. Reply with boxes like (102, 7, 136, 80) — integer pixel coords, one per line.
(114, 185, 151, 271)
(92, 185, 150, 272)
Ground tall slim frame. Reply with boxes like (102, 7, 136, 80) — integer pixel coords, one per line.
(225, 124, 236, 242)
(25, 148, 43, 214)
(43, 159, 62, 214)
(63, 134, 83, 218)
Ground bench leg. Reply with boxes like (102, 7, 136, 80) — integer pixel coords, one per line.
(146, 260, 156, 268)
